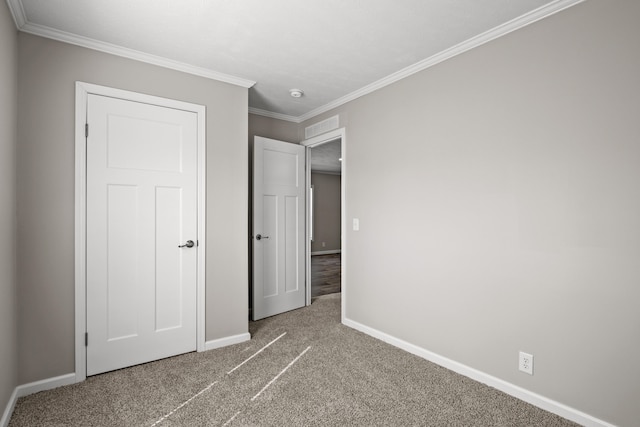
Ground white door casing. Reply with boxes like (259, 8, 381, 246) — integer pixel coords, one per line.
(253, 136, 306, 320)
(75, 82, 206, 380)
(301, 128, 346, 319)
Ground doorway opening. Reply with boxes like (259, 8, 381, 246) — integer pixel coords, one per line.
(309, 140, 342, 298)
(302, 128, 346, 320)
(251, 128, 345, 322)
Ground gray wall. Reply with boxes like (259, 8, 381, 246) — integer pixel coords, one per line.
(17, 33, 249, 384)
(7, 1, 640, 425)
(0, 0, 18, 416)
(248, 113, 300, 145)
(311, 173, 341, 253)
(302, 1, 640, 425)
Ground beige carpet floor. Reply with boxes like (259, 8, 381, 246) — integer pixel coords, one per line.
(9, 294, 578, 426)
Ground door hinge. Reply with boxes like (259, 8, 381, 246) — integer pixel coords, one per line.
(85, 123, 89, 138)
(197, 240, 199, 247)
(85, 332, 88, 347)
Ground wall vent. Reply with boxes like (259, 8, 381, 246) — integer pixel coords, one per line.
(305, 115, 339, 140)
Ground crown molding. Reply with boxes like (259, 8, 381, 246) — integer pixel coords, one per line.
(7, 0, 255, 89)
(6, 0, 26, 28)
(248, 107, 301, 123)
(293, 0, 586, 123)
(9, 0, 584, 119)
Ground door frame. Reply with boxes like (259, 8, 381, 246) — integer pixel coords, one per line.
(301, 128, 346, 323)
(74, 82, 207, 383)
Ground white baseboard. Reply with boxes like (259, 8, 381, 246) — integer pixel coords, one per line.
(204, 332, 251, 351)
(311, 250, 341, 256)
(2, 331, 252, 425)
(5, 322, 613, 427)
(2, 332, 253, 426)
(0, 388, 17, 427)
(342, 317, 615, 427)
(1, 373, 76, 427)
(15, 373, 77, 398)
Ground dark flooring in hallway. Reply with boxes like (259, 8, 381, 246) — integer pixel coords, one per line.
(311, 253, 341, 298)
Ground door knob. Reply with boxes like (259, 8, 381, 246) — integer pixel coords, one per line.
(256, 234, 270, 241)
(178, 240, 195, 248)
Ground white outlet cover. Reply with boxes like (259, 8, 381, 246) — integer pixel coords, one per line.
(519, 351, 534, 375)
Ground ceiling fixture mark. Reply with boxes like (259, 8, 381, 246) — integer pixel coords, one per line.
(289, 89, 304, 98)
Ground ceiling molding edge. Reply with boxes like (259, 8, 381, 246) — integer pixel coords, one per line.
(9, 1, 256, 89)
(294, 0, 586, 124)
(6, 0, 26, 28)
(248, 107, 301, 123)
(9, 0, 585, 119)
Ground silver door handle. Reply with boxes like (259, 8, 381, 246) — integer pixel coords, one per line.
(178, 240, 195, 248)
(255, 234, 270, 241)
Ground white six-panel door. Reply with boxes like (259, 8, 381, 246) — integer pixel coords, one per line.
(86, 94, 198, 375)
(253, 137, 306, 320)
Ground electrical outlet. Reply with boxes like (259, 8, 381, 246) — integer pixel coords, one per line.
(519, 351, 534, 375)
(322, 242, 326, 247)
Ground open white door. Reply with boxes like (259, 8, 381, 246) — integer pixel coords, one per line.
(86, 94, 198, 375)
(253, 136, 306, 320)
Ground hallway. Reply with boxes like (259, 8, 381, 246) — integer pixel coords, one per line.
(310, 254, 341, 298)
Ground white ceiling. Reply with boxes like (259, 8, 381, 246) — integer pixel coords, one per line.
(8, 0, 582, 122)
